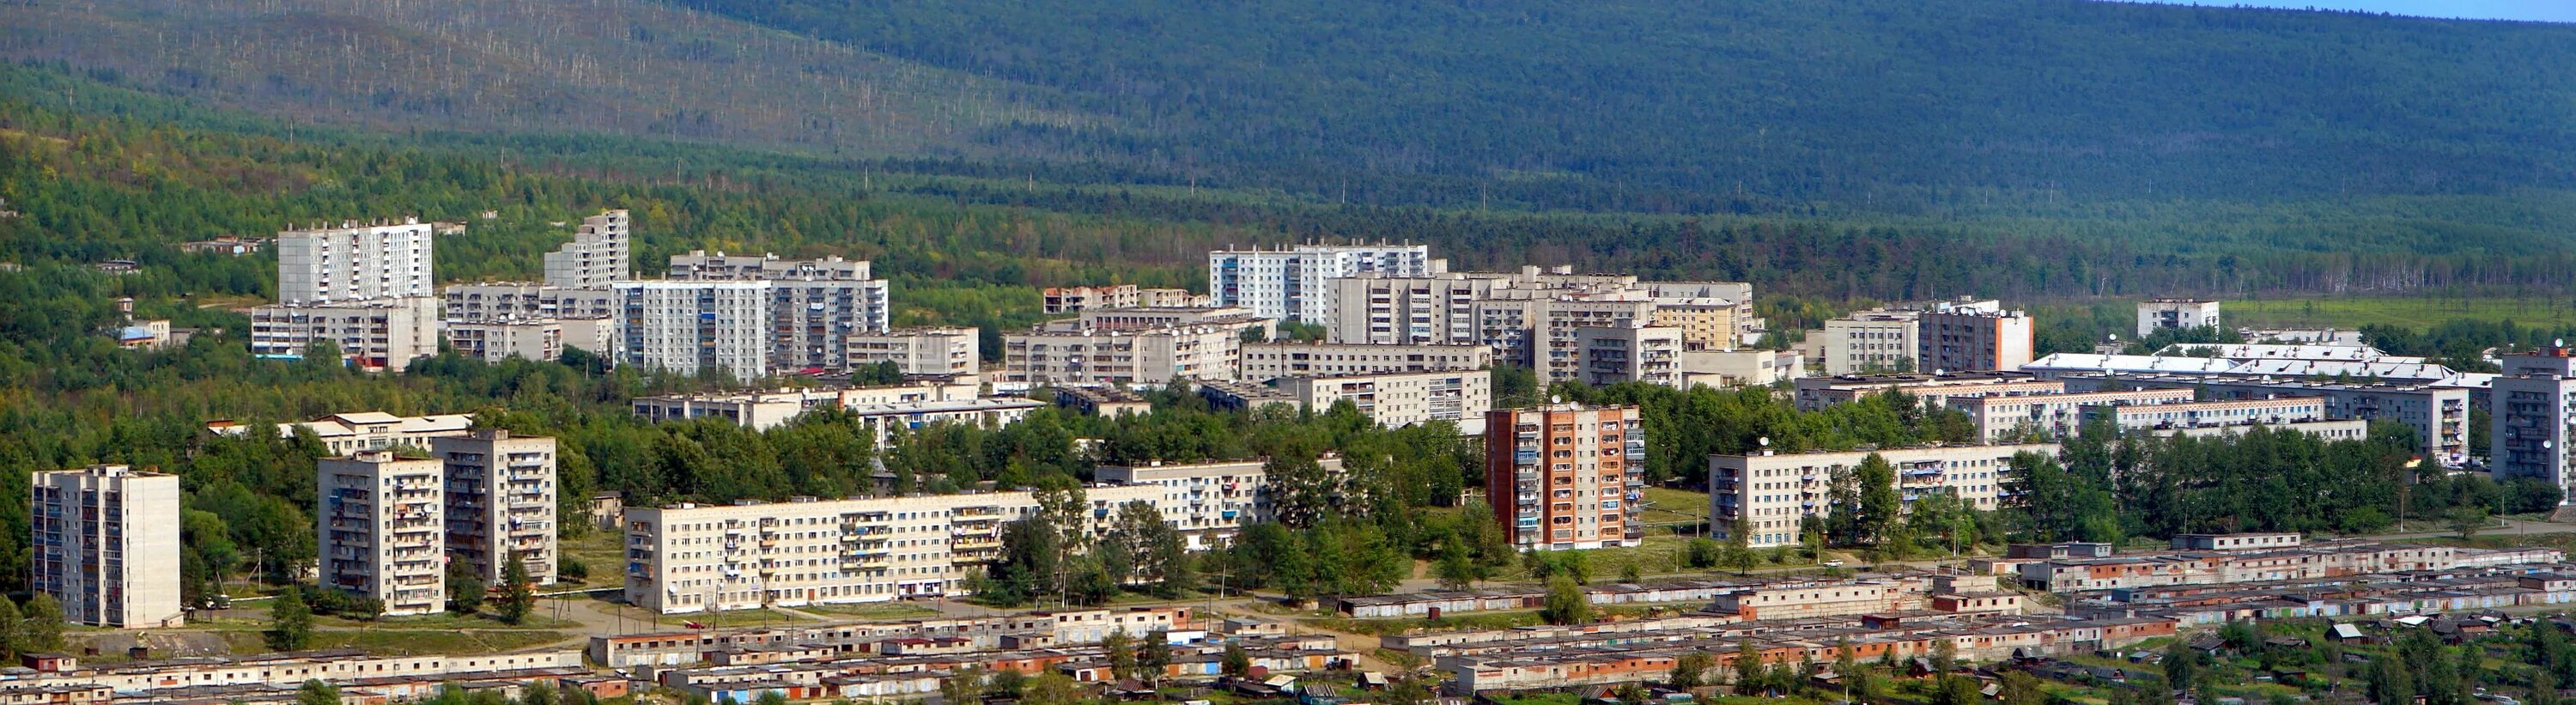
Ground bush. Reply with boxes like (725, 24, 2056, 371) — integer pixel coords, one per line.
(560, 555, 590, 580)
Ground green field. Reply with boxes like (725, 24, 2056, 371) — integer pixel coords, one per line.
(220, 629, 568, 657)
(2226, 295, 2576, 331)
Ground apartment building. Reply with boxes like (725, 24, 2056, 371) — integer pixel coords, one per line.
(2053, 373, 2470, 466)
(1791, 371, 2063, 412)
(1484, 404, 1645, 550)
(2171, 532, 2301, 551)
(2495, 349, 2576, 504)
(1279, 370, 1493, 434)
(1195, 380, 1298, 413)
(1208, 244, 1434, 322)
(1042, 285, 1141, 313)
(1325, 274, 1496, 345)
(641, 251, 896, 374)
(1056, 386, 1153, 417)
(276, 218, 440, 305)
(30, 465, 182, 628)
(613, 280, 774, 381)
(1679, 349, 1805, 388)
(1820, 311, 1922, 375)
(447, 317, 616, 362)
(1044, 307, 1266, 334)
(2025, 351, 2455, 385)
(1710, 444, 2058, 549)
(1950, 388, 2197, 442)
(1241, 342, 1491, 380)
(845, 327, 980, 376)
(1502, 297, 1659, 383)
(623, 486, 1177, 613)
(631, 380, 1036, 442)
(1711, 580, 1923, 619)
(209, 411, 477, 456)
(246, 296, 443, 371)
(1919, 307, 2036, 373)
(1574, 324, 1685, 389)
(318, 451, 447, 616)
(442, 282, 620, 321)
(2081, 397, 2327, 434)
(1650, 299, 1738, 351)
(542, 209, 633, 289)
(432, 430, 559, 586)
(1096, 459, 1305, 550)
(2137, 298, 2221, 337)
(1000, 324, 1251, 386)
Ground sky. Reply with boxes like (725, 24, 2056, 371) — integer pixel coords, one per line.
(2123, 0, 2576, 22)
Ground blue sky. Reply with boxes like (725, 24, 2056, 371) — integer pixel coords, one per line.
(2120, 1, 2576, 22)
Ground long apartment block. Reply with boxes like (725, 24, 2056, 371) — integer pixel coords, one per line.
(31, 465, 183, 628)
(1272, 370, 1494, 434)
(1241, 342, 1492, 380)
(1710, 444, 2058, 549)
(1485, 404, 1645, 550)
(623, 469, 1291, 613)
(1792, 371, 2063, 411)
(2054, 372, 2470, 465)
(1951, 388, 2196, 441)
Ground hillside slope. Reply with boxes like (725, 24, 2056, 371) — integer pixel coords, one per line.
(0, 0, 1105, 156)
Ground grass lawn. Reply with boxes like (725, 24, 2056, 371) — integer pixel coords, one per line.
(588, 601, 814, 629)
(1637, 487, 1710, 532)
(322, 611, 581, 631)
(2228, 295, 2576, 331)
(796, 601, 945, 620)
(222, 629, 568, 656)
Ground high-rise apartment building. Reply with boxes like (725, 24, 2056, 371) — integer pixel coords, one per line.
(432, 430, 559, 586)
(1000, 323, 1252, 386)
(318, 451, 447, 616)
(613, 281, 775, 381)
(1919, 307, 2036, 373)
(543, 210, 633, 289)
(30, 465, 183, 628)
(647, 251, 894, 374)
(2496, 349, 2576, 506)
(1574, 324, 1686, 389)
(1208, 244, 1434, 322)
(1820, 311, 1923, 375)
(1484, 404, 1645, 551)
(276, 218, 440, 305)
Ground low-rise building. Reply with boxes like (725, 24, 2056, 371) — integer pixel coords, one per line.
(631, 381, 1039, 444)
(446, 317, 616, 362)
(1792, 372, 2063, 411)
(1951, 388, 2197, 442)
(1056, 386, 1153, 417)
(2170, 532, 2301, 551)
(1680, 349, 1804, 388)
(1001, 323, 1255, 386)
(1711, 579, 1923, 619)
(208, 411, 477, 456)
(2052, 373, 2470, 466)
(845, 327, 979, 376)
(1241, 342, 1492, 380)
(1097, 459, 1306, 550)
(2137, 298, 2222, 337)
(2081, 397, 2356, 440)
(1042, 285, 1141, 313)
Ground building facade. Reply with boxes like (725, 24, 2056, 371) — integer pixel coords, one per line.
(1241, 342, 1492, 380)
(1000, 324, 1250, 386)
(1209, 244, 1434, 322)
(276, 218, 440, 305)
(2137, 299, 2221, 337)
(614, 281, 774, 381)
(1574, 324, 1685, 389)
(1710, 444, 2057, 549)
(1820, 311, 1922, 376)
(542, 210, 633, 289)
(432, 430, 559, 586)
(1918, 308, 2036, 373)
(1484, 404, 1644, 551)
(1792, 372, 2063, 412)
(247, 296, 443, 371)
(1950, 388, 2198, 442)
(1278, 370, 1493, 435)
(2495, 349, 2576, 504)
(1042, 285, 1141, 314)
(31, 465, 183, 628)
(2054, 373, 2470, 466)
(319, 451, 447, 616)
(845, 327, 980, 377)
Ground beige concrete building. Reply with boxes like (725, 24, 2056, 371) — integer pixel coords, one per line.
(1097, 459, 1310, 550)
(1679, 349, 1805, 388)
(1712, 580, 1925, 619)
(543, 209, 632, 289)
(1001, 323, 1253, 386)
(1242, 342, 1492, 380)
(31, 465, 184, 628)
(1279, 370, 1492, 434)
(210, 411, 477, 456)
(1820, 310, 1922, 376)
(1710, 443, 2058, 548)
(446, 319, 593, 362)
(248, 296, 443, 372)
(1792, 371, 2063, 412)
(1485, 404, 1645, 550)
(1951, 388, 2198, 442)
(1574, 324, 1685, 389)
(622, 485, 1174, 613)
(1042, 285, 1140, 313)
(1650, 299, 1738, 351)
(319, 451, 447, 616)
(432, 430, 558, 586)
(845, 327, 979, 376)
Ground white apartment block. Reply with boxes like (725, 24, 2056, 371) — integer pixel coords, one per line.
(632, 380, 1042, 445)
(2495, 349, 2576, 505)
(1710, 444, 2058, 549)
(1574, 324, 1686, 389)
(846, 327, 980, 376)
(210, 411, 477, 456)
(446, 319, 575, 362)
(1095, 459, 1309, 550)
(31, 465, 183, 628)
(1242, 342, 1492, 381)
(542, 210, 633, 288)
(2138, 298, 2222, 337)
(1139, 288, 1210, 308)
(1047, 307, 1267, 333)
(614, 281, 774, 381)
(1792, 371, 2063, 412)
(247, 296, 443, 372)
(2053, 374, 2471, 467)
(1326, 274, 1496, 345)
(432, 430, 558, 586)
(2081, 397, 2330, 435)
(276, 218, 440, 305)
(1951, 388, 2198, 442)
(1919, 307, 2037, 373)
(1484, 404, 1646, 550)
(318, 451, 447, 616)
(1525, 298, 1659, 383)
(1821, 311, 1923, 376)
(1278, 370, 1493, 435)
(1043, 285, 1141, 314)
(1209, 244, 1434, 322)
(1680, 349, 1805, 388)
(1001, 324, 1251, 386)
(442, 283, 562, 322)
(659, 251, 895, 373)
(623, 485, 1184, 613)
